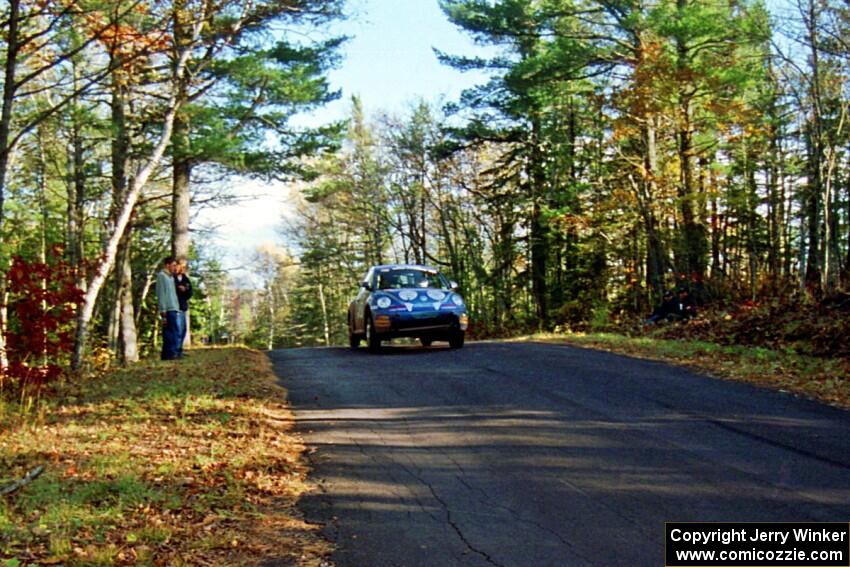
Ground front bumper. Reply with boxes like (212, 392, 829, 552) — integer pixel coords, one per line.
(373, 310, 468, 339)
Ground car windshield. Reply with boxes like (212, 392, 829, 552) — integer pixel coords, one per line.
(376, 268, 447, 290)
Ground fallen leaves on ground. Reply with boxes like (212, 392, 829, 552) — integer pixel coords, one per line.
(0, 347, 331, 567)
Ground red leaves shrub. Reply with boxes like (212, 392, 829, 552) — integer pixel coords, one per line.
(4, 253, 84, 389)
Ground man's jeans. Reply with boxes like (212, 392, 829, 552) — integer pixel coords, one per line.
(161, 311, 183, 360)
(177, 311, 188, 356)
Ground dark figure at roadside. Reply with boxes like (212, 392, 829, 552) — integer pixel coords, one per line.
(174, 259, 193, 358)
(156, 257, 183, 360)
(676, 286, 698, 320)
(645, 287, 698, 324)
(645, 290, 678, 324)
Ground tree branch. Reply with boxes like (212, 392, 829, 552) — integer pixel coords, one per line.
(0, 466, 45, 496)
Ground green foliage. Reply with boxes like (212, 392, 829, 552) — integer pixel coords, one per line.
(177, 11, 345, 181)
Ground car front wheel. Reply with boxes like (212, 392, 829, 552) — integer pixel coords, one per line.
(448, 331, 464, 349)
(348, 314, 361, 349)
(365, 312, 381, 351)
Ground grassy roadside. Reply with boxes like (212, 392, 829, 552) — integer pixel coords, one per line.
(515, 332, 850, 410)
(0, 347, 330, 567)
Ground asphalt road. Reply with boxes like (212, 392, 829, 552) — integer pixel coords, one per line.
(268, 342, 850, 567)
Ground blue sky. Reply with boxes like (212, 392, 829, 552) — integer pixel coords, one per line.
(197, 0, 492, 283)
(310, 0, 492, 122)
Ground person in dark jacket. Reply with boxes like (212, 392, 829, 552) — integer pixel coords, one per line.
(645, 290, 678, 324)
(675, 286, 697, 320)
(174, 260, 193, 358)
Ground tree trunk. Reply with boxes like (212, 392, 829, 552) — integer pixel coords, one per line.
(803, 0, 823, 289)
(746, 149, 759, 299)
(676, 98, 705, 278)
(117, 229, 139, 364)
(107, 288, 121, 354)
(767, 142, 780, 279)
(0, 0, 20, 236)
(494, 212, 514, 328)
(0, 283, 7, 373)
(68, 59, 86, 285)
(675, 0, 706, 279)
(170, 1, 194, 348)
(765, 59, 782, 280)
(267, 284, 275, 350)
(419, 176, 427, 264)
(172, 148, 192, 348)
(136, 268, 155, 327)
(643, 117, 666, 293)
(822, 162, 837, 291)
(110, 54, 139, 364)
(171, 0, 192, 262)
(821, 104, 844, 291)
(318, 282, 330, 346)
(0, 0, 21, 371)
(845, 149, 850, 285)
(529, 115, 548, 328)
(171, 133, 191, 261)
(781, 143, 793, 278)
(804, 122, 822, 288)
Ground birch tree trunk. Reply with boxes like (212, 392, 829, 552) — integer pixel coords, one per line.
(267, 284, 275, 351)
(318, 282, 330, 346)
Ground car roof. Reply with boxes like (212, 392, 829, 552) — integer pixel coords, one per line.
(372, 264, 441, 272)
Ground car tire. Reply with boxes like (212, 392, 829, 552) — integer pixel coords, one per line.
(365, 312, 381, 352)
(420, 338, 432, 347)
(448, 331, 464, 349)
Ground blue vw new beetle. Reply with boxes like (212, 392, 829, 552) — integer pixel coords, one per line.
(348, 264, 469, 351)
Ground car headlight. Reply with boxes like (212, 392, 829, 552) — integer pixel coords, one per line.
(376, 296, 392, 309)
(451, 294, 465, 306)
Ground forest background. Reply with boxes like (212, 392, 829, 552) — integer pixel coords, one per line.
(1, 0, 850, 396)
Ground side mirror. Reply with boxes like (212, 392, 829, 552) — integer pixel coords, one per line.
(360, 281, 372, 291)
(449, 280, 459, 290)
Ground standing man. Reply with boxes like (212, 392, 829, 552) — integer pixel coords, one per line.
(156, 257, 182, 360)
(174, 259, 193, 358)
